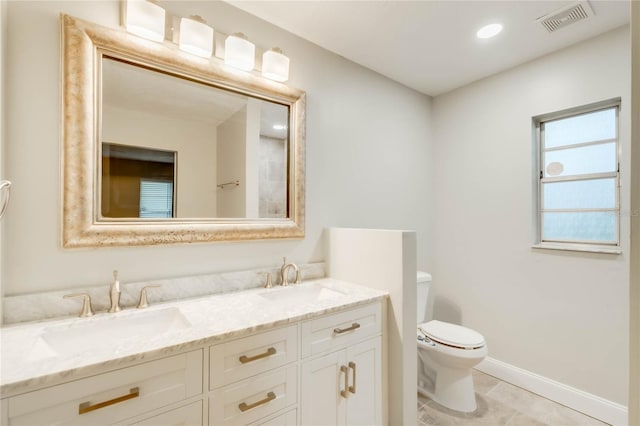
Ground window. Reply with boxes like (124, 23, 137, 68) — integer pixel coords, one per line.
(139, 180, 174, 218)
(534, 99, 620, 252)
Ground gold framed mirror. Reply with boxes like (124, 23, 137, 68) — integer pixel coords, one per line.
(61, 14, 305, 247)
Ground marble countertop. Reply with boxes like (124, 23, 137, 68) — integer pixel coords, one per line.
(0, 278, 387, 397)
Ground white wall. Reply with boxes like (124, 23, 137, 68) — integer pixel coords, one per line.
(216, 106, 247, 217)
(2, 0, 433, 294)
(245, 98, 260, 218)
(103, 105, 218, 217)
(629, 2, 640, 423)
(431, 27, 630, 406)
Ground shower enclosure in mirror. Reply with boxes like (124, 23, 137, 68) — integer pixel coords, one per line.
(61, 15, 305, 247)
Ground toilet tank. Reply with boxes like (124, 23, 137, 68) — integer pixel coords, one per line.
(417, 271, 432, 324)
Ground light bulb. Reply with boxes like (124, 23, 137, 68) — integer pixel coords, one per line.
(262, 48, 290, 82)
(476, 23, 503, 39)
(179, 16, 214, 58)
(125, 0, 165, 42)
(224, 33, 255, 71)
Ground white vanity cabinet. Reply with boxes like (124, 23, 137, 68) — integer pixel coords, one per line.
(300, 303, 383, 426)
(1, 297, 385, 426)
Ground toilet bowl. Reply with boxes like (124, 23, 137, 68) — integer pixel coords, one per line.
(416, 272, 488, 413)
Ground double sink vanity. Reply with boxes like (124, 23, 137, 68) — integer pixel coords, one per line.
(1, 278, 387, 425)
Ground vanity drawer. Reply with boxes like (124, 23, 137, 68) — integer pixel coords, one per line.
(209, 325, 297, 389)
(126, 400, 203, 425)
(248, 408, 296, 426)
(301, 302, 382, 358)
(6, 350, 203, 426)
(208, 365, 297, 426)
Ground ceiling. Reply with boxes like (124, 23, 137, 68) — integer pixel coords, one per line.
(102, 57, 288, 138)
(103, 57, 247, 126)
(228, 1, 630, 96)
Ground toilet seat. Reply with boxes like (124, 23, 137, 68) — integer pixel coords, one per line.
(419, 320, 485, 350)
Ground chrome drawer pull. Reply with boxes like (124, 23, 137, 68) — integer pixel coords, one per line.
(78, 387, 139, 414)
(340, 365, 349, 398)
(238, 391, 276, 412)
(239, 347, 277, 364)
(333, 323, 360, 335)
(348, 361, 356, 394)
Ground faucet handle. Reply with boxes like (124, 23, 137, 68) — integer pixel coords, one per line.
(63, 293, 94, 318)
(295, 270, 302, 285)
(264, 273, 273, 289)
(137, 285, 161, 309)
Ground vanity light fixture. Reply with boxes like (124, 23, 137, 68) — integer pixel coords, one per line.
(476, 23, 503, 39)
(262, 48, 290, 82)
(120, 2, 292, 79)
(179, 15, 214, 58)
(224, 33, 255, 71)
(273, 124, 287, 130)
(124, 0, 166, 42)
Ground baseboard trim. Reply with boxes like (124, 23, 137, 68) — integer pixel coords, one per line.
(476, 357, 628, 426)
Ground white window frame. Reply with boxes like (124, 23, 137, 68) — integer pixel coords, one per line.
(532, 98, 621, 254)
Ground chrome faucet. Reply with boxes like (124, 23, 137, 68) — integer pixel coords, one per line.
(108, 270, 122, 313)
(280, 257, 301, 286)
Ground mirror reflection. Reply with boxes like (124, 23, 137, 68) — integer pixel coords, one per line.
(102, 143, 176, 218)
(101, 56, 290, 220)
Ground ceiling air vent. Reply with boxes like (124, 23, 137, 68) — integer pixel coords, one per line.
(536, 1, 595, 33)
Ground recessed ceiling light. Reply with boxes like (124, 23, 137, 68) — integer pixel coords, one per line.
(476, 23, 503, 39)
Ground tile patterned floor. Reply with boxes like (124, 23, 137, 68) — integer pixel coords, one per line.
(417, 370, 610, 426)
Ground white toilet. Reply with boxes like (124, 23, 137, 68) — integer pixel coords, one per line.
(416, 271, 488, 412)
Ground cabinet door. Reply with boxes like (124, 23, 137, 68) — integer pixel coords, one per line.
(345, 337, 382, 426)
(300, 350, 347, 426)
(127, 400, 203, 426)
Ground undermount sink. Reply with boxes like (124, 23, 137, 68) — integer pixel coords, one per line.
(257, 283, 346, 305)
(36, 307, 191, 358)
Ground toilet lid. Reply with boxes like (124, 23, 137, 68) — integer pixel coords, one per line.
(418, 320, 485, 349)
